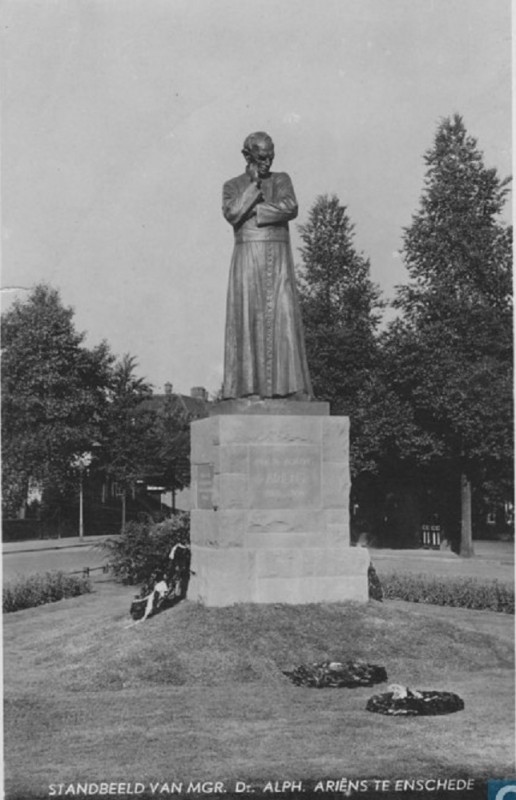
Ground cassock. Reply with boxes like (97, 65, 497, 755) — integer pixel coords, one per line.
(222, 170, 313, 399)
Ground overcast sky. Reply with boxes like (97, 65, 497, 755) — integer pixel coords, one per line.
(2, 0, 512, 396)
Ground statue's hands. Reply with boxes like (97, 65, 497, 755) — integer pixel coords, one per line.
(248, 162, 261, 187)
(247, 196, 262, 218)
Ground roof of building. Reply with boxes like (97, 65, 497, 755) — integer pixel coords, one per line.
(138, 387, 210, 419)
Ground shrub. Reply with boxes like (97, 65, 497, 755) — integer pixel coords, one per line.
(3, 571, 92, 613)
(97, 512, 190, 585)
(381, 572, 514, 614)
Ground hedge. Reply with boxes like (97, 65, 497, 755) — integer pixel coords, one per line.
(381, 572, 514, 614)
(3, 571, 92, 613)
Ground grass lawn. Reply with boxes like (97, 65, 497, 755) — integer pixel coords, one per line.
(4, 578, 515, 800)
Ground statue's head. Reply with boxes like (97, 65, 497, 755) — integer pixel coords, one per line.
(242, 131, 275, 178)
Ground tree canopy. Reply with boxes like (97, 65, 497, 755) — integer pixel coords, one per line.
(306, 119, 513, 551)
(396, 116, 512, 472)
(1, 284, 113, 516)
(96, 353, 159, 528)
(297, 194, 384, 416)
(2, 285, 200, 529)
(147, 390, 194, 504)
(388, 115, 513, 551)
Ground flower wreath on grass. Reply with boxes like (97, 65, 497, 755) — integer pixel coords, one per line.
(129, 543, 191, 624)
(366, 684, 464, 716)
(283, 660, 388, 688)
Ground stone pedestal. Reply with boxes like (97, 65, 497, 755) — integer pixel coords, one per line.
(188, 401, 369, 606)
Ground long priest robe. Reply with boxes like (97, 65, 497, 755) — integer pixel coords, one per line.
(222, 171, 313, 399)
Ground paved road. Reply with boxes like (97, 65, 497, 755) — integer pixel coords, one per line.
(2, 543, 109, 582)
(3, 535, 513, 584)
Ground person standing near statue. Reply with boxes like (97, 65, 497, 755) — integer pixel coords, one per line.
(222, 131, 313, 400)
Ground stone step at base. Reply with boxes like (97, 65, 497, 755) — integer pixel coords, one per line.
(188, 545, 369, 606)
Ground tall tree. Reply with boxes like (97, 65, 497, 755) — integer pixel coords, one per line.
(394, 115, 513, 555)
(97, 354, 156, 531)
(297, 194, 384, 416)
(349, 326, 447, 547)
(149, 390, 194, 510)
(1, 284, 113, 518)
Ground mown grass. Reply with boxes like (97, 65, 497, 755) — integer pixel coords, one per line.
(3, 579, 515, 799)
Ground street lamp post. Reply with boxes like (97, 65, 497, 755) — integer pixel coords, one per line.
(72, 452, 93, 540)
(78, 469, 85, 540)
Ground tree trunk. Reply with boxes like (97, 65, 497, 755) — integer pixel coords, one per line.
(121, 491, 126, 534)
(460, 473, 474, 557)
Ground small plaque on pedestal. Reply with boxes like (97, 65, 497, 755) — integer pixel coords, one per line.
(196, 464, 214, 510)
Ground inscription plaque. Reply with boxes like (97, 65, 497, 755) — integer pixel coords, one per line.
(249, 445, 320, 509)
(196, 463, 214, 509)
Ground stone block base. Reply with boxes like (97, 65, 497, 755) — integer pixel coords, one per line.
(188, 545, 370, 606)
(188, 405, 369, 606)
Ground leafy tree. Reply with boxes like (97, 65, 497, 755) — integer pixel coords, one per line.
(392, 115, 513, 555)
(1, 284, 113, 519)
(148, 391, 194, 510)
(297, 194, 384, 416)
(349, 331, 446, 547)
(97, 354, 157, 531)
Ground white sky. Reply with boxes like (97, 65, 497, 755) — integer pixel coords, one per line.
(2, 0, 512, 396)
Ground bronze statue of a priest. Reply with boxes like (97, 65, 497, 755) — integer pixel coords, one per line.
(222, 131, 313, 400)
